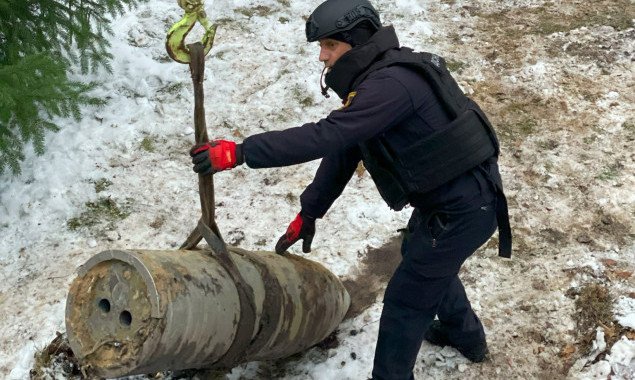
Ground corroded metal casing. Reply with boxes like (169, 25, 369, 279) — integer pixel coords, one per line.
(65, 248, 350, 378)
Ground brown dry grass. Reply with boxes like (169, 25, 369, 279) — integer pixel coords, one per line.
(30, 333, 80, 379)
(477, 0, 634, 37)
(573, 283, 614, 353)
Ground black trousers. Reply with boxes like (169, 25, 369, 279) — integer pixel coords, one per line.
(372, 198, 497, 380)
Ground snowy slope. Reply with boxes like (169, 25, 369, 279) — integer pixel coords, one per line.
(1, 0, 633, 379)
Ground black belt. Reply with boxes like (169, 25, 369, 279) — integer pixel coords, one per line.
(476, 162, 512, 258)
(494, 187, 512, 258)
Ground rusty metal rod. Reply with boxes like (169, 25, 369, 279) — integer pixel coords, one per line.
(65, 247, 350, 378)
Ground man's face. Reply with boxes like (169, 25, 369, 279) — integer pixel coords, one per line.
(318, 38, 352, 69)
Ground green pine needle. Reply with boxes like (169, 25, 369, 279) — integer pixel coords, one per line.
(0, 0, 147, 174)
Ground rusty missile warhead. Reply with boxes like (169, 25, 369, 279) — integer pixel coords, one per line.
(66, 248, 349, 377)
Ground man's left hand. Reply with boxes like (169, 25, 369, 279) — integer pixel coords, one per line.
(275, 212, 316, 255)
(190, 140, 243, 175)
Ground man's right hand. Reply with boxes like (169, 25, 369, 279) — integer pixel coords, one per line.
(275, 212, 316, 255)
(190, 140, 242, 175)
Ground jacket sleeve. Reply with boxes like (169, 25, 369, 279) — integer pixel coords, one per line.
(241, 71, 413, 169)
(300, 147, 362, 219)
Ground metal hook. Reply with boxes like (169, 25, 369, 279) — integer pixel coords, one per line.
(166, 0, 218, 64)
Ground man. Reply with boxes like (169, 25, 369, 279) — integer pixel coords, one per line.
(190, 1, 511, 378)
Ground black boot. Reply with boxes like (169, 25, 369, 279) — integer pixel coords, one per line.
(424, 320, 489, 363)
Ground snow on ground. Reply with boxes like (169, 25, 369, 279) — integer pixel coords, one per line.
(1, 0, 634, 379)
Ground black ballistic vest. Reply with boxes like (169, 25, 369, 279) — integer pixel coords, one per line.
(325, 28, 512, 258)
(354, 48, 500, 212)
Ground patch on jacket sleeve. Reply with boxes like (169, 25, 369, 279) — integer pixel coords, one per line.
(340, 91, 357, 109)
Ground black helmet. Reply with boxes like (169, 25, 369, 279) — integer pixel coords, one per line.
(306, 0, 382, 43)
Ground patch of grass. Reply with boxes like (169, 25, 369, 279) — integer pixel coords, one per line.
(583, 134, 597, 144)
(446, 59, 467, 73)
(235, 5, 273, 18)
(275, 112, 291, 123)
(537, 139, 559, 151)
(285, 192, 297, 203)
(559, 78, 603, 103)
(476, 9, 525, 38)
(480, 2, 634, 37)
(535, 18, 567, 35)
(149, 215, 166, 229)
(291, 85, 315, 108)
(475, 0, 633, 71)
(93, 178, 113, 193)
(491, 93, 545, 142)
(157, 82, 185, 97)
(140, 136, 155, 153)
(516, 116, 538, 135)
(499, 115, 538, 142)
(276, 0, 290, 7)
(596, 162, 622, 181)
(299, 96, 315, 107)
(623, 119, 635, 141)
(215, 17, 235, 26)
(543, 161, 553, 173)
(569, 7, 633, 32)
(447, 32, 462, 45)
(471, 82, 558, 143)
(279, 16, 290, 24)
(67, 197, 131, 231)
(573, 283, 615, 354)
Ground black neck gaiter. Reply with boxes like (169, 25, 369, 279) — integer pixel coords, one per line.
(324, 26, 400, 99)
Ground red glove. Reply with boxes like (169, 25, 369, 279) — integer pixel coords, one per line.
(190, 140, 243, 175)
(275, 212, 316, 255)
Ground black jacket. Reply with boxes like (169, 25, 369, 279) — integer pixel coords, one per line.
(242, 27, 499, 219)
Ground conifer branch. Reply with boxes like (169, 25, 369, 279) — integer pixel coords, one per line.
(0, 0, 146, 174)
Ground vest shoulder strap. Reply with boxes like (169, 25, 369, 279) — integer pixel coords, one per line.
(355, 48, 501, 156)
(352, 48, 468, 118)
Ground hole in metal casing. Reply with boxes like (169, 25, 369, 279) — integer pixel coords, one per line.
(120, 310, 132, 326)
(98, 299, 111, 313)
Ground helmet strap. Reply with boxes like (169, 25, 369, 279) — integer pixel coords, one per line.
(320, 66, 331, 98)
